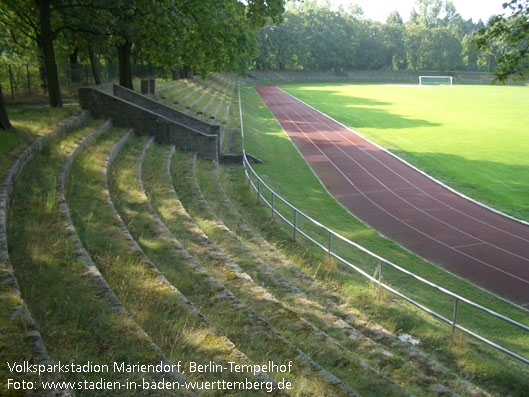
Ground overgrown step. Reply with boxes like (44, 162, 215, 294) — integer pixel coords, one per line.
(1, 112, 88, 396)
(59, 122, 191, 392)
(143, 142, 410, 396)
(109, 134, 359, 396)
(6, 118, 169, 394)
(155, 75, 234, 125)
(68, 127, 273, 395)
(194, 157, 488, 397)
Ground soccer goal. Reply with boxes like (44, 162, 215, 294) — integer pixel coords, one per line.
(419, 76, 453, 86)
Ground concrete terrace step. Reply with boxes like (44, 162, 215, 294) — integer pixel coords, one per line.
(98, 131, 288, 396)
(155, 76, 234, 126)
(109, 134, 359, 396)
(143, 142, 410, 396)
(6, 117, 170, 395)
(71, 128, 272, 394)
(0, 112, 89, 396)
(57, 121, 191, 391)
(193, 157, 489, 397)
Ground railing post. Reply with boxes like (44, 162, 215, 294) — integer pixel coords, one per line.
(293, 209, 297, 242)
(271, 192, 275, 218)
(377, 260, 384, 300)
(257, 179, 261, 204)
(452, 298, 460, 338)
(328, 231, 332, 264)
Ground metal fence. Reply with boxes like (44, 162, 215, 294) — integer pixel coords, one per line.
(1, 61, 166, 101)
(237, 82, 529, 366)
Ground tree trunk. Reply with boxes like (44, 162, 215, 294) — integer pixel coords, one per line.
(0, 82, 13, 130)
(118, 41, 133, 89)
(38, 50, 47, 95)
(69, 45, 80, 84)
(37, 0, 62, 107)
(88, 45, 102, 85)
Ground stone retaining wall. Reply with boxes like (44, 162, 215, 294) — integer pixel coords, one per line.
(78, 84, 219, 158)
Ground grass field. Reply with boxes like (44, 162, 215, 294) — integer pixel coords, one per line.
(280, 83, 529, 222)
(238, 82, 529, 394)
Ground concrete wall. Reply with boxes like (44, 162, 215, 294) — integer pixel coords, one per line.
(79, 84, 219, 158)
(112, 85, 220, 137)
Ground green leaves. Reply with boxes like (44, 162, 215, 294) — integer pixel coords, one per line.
(474, 0, 529, 82)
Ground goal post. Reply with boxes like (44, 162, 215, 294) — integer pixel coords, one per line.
(419, 76, 453, 86)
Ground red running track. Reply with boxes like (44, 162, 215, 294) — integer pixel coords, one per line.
(255, 85, 529, 308)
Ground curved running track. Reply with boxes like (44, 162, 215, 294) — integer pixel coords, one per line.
(255, 85, 529, 307)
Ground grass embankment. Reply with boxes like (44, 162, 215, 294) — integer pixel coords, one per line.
(6, 120, 167, 395)
(67, 128, 260, 394)
(218, 83, 529, 395)
(144, 143, 406, 396)
(111, 134, 353, 396)
(281, 83, 529, 222)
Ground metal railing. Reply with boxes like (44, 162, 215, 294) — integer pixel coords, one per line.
(237, 82, 529, 366)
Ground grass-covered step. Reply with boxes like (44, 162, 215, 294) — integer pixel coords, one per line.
(217, 155, 529, 395)
(211, 81, 234, 121)
(155, 76, 233, 125)
(200, 80, 234, 123)
(109, 134, 358, 396)
(189, 86, 215, 115)
(0, 106, 80, 178)
(159, 82, 192, 103)
(190, 157, 487, 396)
(6, 119, 171, 395)
(174, 149, 487, 396)
(67, 128, 268, 395)
(144, 143, 408, 397)
(59, 123, 191, 392)
(1, 111, 87, 395)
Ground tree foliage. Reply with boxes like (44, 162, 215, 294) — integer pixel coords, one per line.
(474, 0, 529, 82)
(0, 0, 287, 105)
(254, 0, 480, 72)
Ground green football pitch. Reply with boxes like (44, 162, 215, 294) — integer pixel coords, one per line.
(281, 83, 529, 222)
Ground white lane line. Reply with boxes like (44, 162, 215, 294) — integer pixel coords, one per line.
(451, 242, 487, 249)
(284, 91, 529, 264)
(259, 87, 529, 286)
(279, 87, 529, 243)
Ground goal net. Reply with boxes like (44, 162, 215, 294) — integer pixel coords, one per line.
(419, 76, 453, 86)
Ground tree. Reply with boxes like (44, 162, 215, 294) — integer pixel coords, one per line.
(106, 0, 287, 86)
(0, 81, 12, 130)
(384, 13, 407, 70)
(387, 10, 403, 25)
(0, 0, 109, 106)
(410, 0, 459, 28)
(474, 0, 529, 82)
